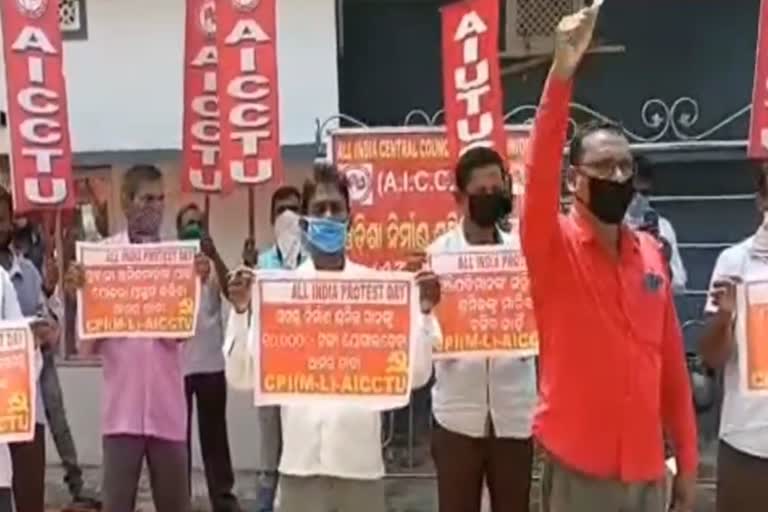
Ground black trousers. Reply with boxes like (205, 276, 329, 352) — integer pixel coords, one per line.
(0, 489, 12, 512)
(716, 440, 768, 512)
(432, 422, 533, 512)
(185, 371, 240, 512)
(9, 424, 45, 512)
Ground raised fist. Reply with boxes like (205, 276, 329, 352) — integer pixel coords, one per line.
(552, 1, 603, 79)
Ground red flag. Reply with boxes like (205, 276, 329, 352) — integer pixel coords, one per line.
(1, 0, 75, 214)
(749, 0, 768, 159)
(441, 0, 506, 162)
(215, 0, 283, 187)
(181, 0, 231, 194)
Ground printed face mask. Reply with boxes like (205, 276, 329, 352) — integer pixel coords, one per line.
(274, 210, 304, 269)
(127, 203, 163, 242)
(303, 217, 348, 255)
(586, 177, 635, 225)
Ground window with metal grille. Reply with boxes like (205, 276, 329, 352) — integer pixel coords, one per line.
(504, 0, 585, 57)
(59, 0, 87, 40)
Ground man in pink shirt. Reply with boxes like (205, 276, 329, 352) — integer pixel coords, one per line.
(66, 165, 207, 512)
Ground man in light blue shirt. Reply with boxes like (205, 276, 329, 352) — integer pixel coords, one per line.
(257, 186, 303, 270)
(254, 185, 301, 512)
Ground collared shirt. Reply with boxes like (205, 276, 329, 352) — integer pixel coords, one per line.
(258, 245, 283, 269)
(5, 254, 49, 427)
(426, 222, 537, 439)
(659, 216, 687, 294)
(224, 259, 439, 479)
(520, 75, 697, 482)
(704, 236, 768, 458)
(81, 232, 187, 442)
(183, 278, 226, 376)
(258, 245, 304, 270)
(0, 265, 23, 487)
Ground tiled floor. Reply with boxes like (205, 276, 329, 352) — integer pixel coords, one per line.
(43, 466, 716, 512)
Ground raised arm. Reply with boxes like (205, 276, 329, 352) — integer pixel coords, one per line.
(222, 269, 255, 390)
(521, 7, 599, 260)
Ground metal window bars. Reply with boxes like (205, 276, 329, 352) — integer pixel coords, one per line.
(505, 0, 586, 57)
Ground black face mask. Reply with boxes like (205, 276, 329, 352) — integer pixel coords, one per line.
(468, 191, 512, 228)
(586, 177, 635, 224)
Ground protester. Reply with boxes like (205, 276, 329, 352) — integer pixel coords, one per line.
(520, 6, 698, 512)
(11, 219, 44, 271)
(625, 156, 688, 293)
(0, 189, 61, 512)
(224, 164, 440, 512)
(176, 203, 240, 512)
(426, 147, 536, 512)
(699, 162, 768, 511)
(259, 186, 304, 269)
(11, 217, 101, 509)
(64, 164, 206, 512)
(0, 258, 42, 512)
(0, 445, 11, 512)
(253, 185, 303, 512)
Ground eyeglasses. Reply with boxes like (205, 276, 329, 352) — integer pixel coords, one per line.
(575, 159, 635, 181)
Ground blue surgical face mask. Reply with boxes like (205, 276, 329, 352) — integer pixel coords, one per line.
(303, 217, 348, 254)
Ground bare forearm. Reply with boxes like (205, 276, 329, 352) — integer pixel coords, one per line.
(699, 312, 733, 368)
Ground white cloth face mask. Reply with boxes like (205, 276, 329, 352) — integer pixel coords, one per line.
(274, 210, 304, 269)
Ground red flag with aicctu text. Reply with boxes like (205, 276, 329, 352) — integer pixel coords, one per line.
(749, 0, 768, 159)
(0, 0, 75, 214)
(215, 0, 283, 188)
(181, 0, 232, 194)
(441, 0, 506, 163)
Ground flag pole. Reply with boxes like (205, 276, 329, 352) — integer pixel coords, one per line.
(247, 186, 255, 239)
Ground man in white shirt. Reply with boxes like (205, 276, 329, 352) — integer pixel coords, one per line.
(699, 163, 768, 511)
(0, 262, 29, 512)
(427, 147, 537, 512)
(224, 164, 440, 512)
(176, 204, 240, 512)
(0, 189, 60, 512)
(0, 195, 51, 512)
(626, 157, 688, 293)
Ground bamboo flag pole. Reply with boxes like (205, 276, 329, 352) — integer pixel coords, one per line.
(53, 209, 66, 356)
(203, 194, 211, 229)
(247, 187, 255, 239)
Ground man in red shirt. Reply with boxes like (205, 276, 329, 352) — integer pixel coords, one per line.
(521, 5, 698, 512)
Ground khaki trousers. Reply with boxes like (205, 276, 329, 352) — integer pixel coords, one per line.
(276, 475, 386, 512)
(540, 456, 665, 512)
